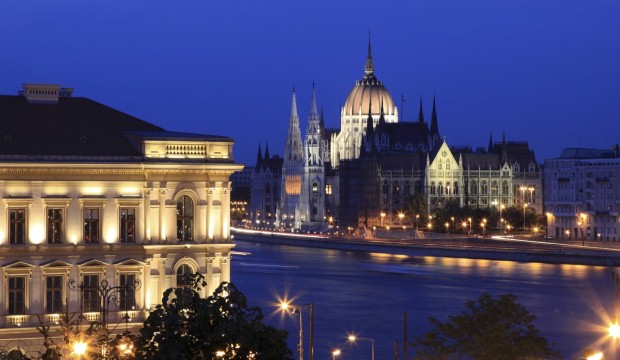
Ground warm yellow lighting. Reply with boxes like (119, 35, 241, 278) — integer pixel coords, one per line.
(73, 341, 87, 356)
(30, 223, 45, 244)
(587, 352, 603, 360)
(398, 212, 404, 219)
(610, 322, 620, 338)
(105, 228, 117, 243)
(332, 349, 341, 356)
(83, 186, 104, 196)
(348, 334, 357, 342)
(279, 301, 290, 311)
(216, 350, 226, 357)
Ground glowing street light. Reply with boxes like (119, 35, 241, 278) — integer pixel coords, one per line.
(445, 222, 449, 234)
(332, 349, 341, 360)
(72, 341, 87, 358)
(380, 212, 386, 227)
(279, 301, 314, 360)
(348, 334, 374, 360)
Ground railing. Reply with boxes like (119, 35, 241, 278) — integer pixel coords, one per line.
(0, 310, 146, 329)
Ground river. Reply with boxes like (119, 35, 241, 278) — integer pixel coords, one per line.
(231, 238, 617, 360)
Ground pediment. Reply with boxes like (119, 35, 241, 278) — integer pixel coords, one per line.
(40, 259, 72, 268)
(77, 259, 109, 267)
(114, 258, 146, 266)
(2, 260, 35, 269)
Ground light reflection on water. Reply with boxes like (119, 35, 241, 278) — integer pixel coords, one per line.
(231, 239, 617, 360)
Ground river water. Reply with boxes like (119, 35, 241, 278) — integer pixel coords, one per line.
(231, 238, 617, 360)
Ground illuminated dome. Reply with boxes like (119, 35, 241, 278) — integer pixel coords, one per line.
(343, 79, 394, 116)
(342, 40, 397, 118)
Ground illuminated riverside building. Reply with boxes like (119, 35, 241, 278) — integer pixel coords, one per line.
(267, 38, 542, 231)
(0, 84, 242, 355)
(544, 147, 620, 241)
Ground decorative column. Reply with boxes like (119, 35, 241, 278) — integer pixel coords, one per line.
(158, 188, 166, 242)
(144, 188, 151, 243)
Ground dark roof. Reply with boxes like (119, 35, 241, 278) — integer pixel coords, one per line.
(0, 95, 232, 160)
(558, 147, 617, 159)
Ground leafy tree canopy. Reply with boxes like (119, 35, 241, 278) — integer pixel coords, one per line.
(411, 293, 562, 360)
(135, 276, 292, 360)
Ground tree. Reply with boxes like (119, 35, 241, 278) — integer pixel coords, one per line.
(404, 193, 428, 228)
(135, 276, 292, 360)
(411, 293, 562, 360)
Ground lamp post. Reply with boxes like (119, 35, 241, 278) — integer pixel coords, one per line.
(500, 204, 505, 233)
(68, 278, 141, 358)
(380, 212, 386, 228)
(468, 217, 472, 236)
(332, 349, 341, 360)
(348, 334, 375, 360)
(523, 203, 528, 231)
(451, 216, 455, 233)
(398, 212, 405, 228)
(445, 222, 449, 235)
(415, 214, 419, 230)
(280, 301, 314, 360)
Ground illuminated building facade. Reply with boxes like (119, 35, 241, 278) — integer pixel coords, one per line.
(0, 84, 242, 356)
(248, 143, 282, 227)
(544, 147, 620, 241)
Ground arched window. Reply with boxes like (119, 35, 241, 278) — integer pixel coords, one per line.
(176, 264, 194, 287)
(312, 182, 319, 194)
(481, 181, 488, 195)
(491, 181, 498, 195)
(438, 183, 444, 195)
(392, 181, 400, 195)
(176, 195, 194, 242)
(382, 181, 388, 195)
(470, 181, 478, 195)
(454, 182, 459, 195)
(430, 182, 436, 195)
(502, 181, 509, 195)
(404, 181, 411, 195)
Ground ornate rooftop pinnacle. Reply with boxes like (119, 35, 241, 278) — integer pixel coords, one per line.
(365, 33, 374, 76)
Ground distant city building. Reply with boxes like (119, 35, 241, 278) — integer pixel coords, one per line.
(248, 143, 283, 228)
(544, 146, 620, 241)
(0, 84, 241, 356)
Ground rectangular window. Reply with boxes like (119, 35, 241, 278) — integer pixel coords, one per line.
(9, 209, 26, 245)
(8, 277, 25, 314)
(46, 276, 63, 313)
(325, 184, 332, 195)
(120, 208, 136, 243)
(84, 209, 100, 243)
(47, 209, 63, 244)
(119, 274, 136, 310)
(82, 275, 100, 312)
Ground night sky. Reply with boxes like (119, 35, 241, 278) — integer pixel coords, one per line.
(2, 1, 619, 166)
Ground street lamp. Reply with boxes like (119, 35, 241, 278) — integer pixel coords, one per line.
(380, 212, 386, 227)
(500, 204, 505, 233)
(523, 203, 528, 230)
(279, 301, 314, 360)
(398, 212, 405, 228)
(451, 216, 455, 233)
(445, 222, 449, 234)
(415, 214, 419, 230)
(468, 217, 472, 235)
(72, 341, 87, 359)
(332, 349, 341, 360)
(348, 334, 375, 360)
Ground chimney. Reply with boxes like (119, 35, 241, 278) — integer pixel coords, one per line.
(20, 83, 74, 104)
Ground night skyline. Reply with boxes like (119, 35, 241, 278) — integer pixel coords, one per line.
(2, 1, 619, 165)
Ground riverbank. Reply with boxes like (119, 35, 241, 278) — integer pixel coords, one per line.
(232, 227, 620, 266)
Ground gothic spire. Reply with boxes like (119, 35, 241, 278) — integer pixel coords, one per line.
(255, 142, 262, 171)
(417, 98, 425, 123)
(310, 82, 318, 117)
(264, 142, 270, 160)
(430, 96, 439, 136)
(365, 31, 374, 76)
(284, 87, 303, 164)
(488, 132, 493, 153)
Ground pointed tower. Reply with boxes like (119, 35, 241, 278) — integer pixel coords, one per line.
(429, 96, 440, 148)
(488, 132, 493, 153)
(365, 34, 374, 76)
(299, 83, 326, 229)
(254, 142, 263, 172)
(418, 98, 425, 124)
(276, 88, 305, 229)
(264, 142, 270, 161)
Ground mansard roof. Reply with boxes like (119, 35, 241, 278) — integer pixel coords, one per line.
(0, 94, 233, 161)
(491, 141, 538, 169)
(559, 147, 618, 159)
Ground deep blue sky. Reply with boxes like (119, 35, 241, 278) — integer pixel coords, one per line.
(2, 1, 619, 166)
